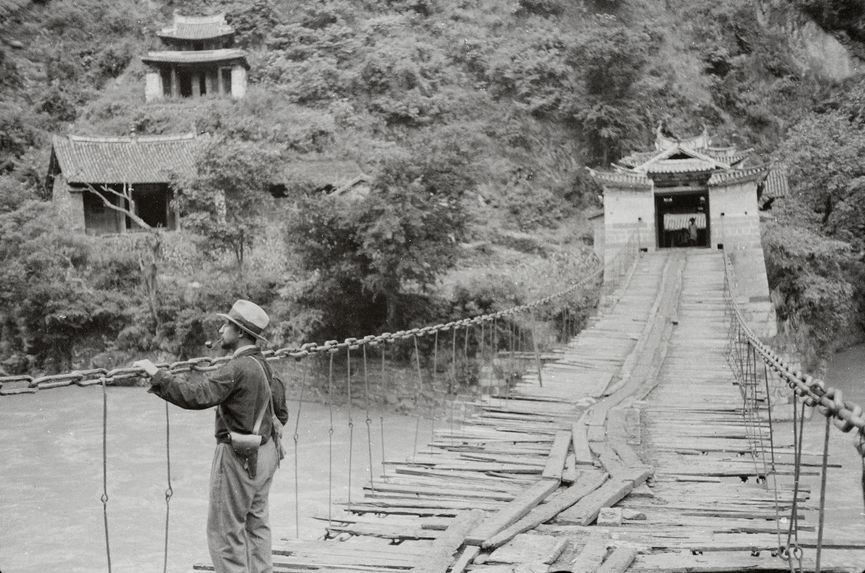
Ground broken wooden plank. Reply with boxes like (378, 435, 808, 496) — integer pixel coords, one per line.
(555, 478, 635, 526)
(596, 546, 638, 573)
(449, 545, 480, 573)
(542, 430, 572, 480)
(486, 533, 568, 565)
(482, 470, 609, 550)
(567, 533, 608, 572)
(572, 418, 594, 466)
(562, 452, 577, 484)
(411, 509, 484, 573)
(465, 478, 560, 546)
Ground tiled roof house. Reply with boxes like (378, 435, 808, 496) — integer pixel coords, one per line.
(48, 134, 202, 235)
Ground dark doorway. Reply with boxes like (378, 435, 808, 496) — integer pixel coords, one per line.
(179, 70, 193, 97)
(161, 69, 172, 97)
(655, 191, 710, 248)
(129, 186, 173, 230)
(221, 68, 232, 95)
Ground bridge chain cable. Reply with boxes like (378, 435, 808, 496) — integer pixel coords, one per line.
(722, 250, 865, 567)
(362, 344, 375, 493)
(162, 401, 173, 573)
(722, 253, 865, 441)
(379, 344, 387, 479)
(327, 350, 335, 527)
(814, 413, 831, 573)
(100, 376, 112, 573)
(784, 395, 806, 572)
(346, 345, 354, 512)
(0, 233, 641, 571)
(0, 234, 646, 397)
(762, 360, 785, 558)
(292, 357, 307, 538)
(412, 334, 423, 458)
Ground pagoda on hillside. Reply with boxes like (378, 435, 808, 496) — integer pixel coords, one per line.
(141, 13, 248, 101)
(589, 125, 788, 337)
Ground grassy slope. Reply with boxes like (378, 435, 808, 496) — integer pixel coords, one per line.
(0, 0, 862, 365)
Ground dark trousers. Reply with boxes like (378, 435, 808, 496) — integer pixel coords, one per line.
(207, 440, 279, 572)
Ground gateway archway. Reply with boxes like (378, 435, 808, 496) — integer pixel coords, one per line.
(655, 191, 709, 248)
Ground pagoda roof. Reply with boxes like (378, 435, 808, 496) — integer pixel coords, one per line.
(593, 126, 770, 190)
(618, 146, 750, 170)
(141, 49, 248, 67)
(49, 133, 203, 185)
(157, 13, 234, 40)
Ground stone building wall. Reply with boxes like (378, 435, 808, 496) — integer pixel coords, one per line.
(52, 174, 85, 232)
(230, 65, 247, 99)
(709, 181, 776, 337)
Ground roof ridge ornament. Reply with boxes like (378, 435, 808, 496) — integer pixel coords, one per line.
(654, 122, 710, 151)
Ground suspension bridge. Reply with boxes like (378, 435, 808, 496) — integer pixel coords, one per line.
(1, 246, 864, 572)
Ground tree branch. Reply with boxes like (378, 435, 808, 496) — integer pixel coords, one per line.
(83, 183, 153, 232)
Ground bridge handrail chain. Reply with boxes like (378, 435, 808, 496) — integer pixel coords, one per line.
(0, 233, 641, 396)
(722, 251, 865, 443)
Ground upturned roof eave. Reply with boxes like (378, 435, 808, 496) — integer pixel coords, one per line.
(156, 29, 234, 41)
(141, 49, 249, 68)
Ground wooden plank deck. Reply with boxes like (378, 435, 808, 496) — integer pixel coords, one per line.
(192, 251, 865, 572)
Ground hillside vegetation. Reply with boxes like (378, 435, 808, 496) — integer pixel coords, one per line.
(0, 0, 863, 374)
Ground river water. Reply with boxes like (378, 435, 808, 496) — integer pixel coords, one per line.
(0, 385, 433, 573)
(798, 343, 865, 547)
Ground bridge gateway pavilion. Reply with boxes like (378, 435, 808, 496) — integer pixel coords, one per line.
(589, 127, 787, 338)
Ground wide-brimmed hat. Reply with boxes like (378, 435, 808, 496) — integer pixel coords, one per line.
(217, 299, 270, 342)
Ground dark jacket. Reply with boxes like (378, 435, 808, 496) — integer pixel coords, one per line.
(150, 346, 289, 444)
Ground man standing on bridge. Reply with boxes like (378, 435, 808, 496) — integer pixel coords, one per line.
(135, 299, 288, 573)
(688, 217, 699, 246)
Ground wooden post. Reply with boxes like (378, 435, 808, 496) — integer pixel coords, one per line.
(531, 309, 543, 387)
(170, 66, 179, 98)
(191, 71, 200, 97)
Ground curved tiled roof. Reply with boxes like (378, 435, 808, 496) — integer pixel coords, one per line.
(707, 165, 769, 187)
(141, 49, 248, 67)
(761, 167, 789, 199)
(158, 14, 234, 40)
(644, 158, 718, 174)
(700, 148, 751, 165)
(51, 134, 203, 184)
(616, 150, 657, 168)
(588, 169, 653, 190)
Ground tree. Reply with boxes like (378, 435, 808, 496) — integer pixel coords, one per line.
(81, 183, 163, 327)
(173, 138, 278, 272)
(777, 110, 865, 249)
(286, 137, 475, 336)
(568, 16, 654, 164)
(0, 201, 126, 371)
(762, 219, 859, 361)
